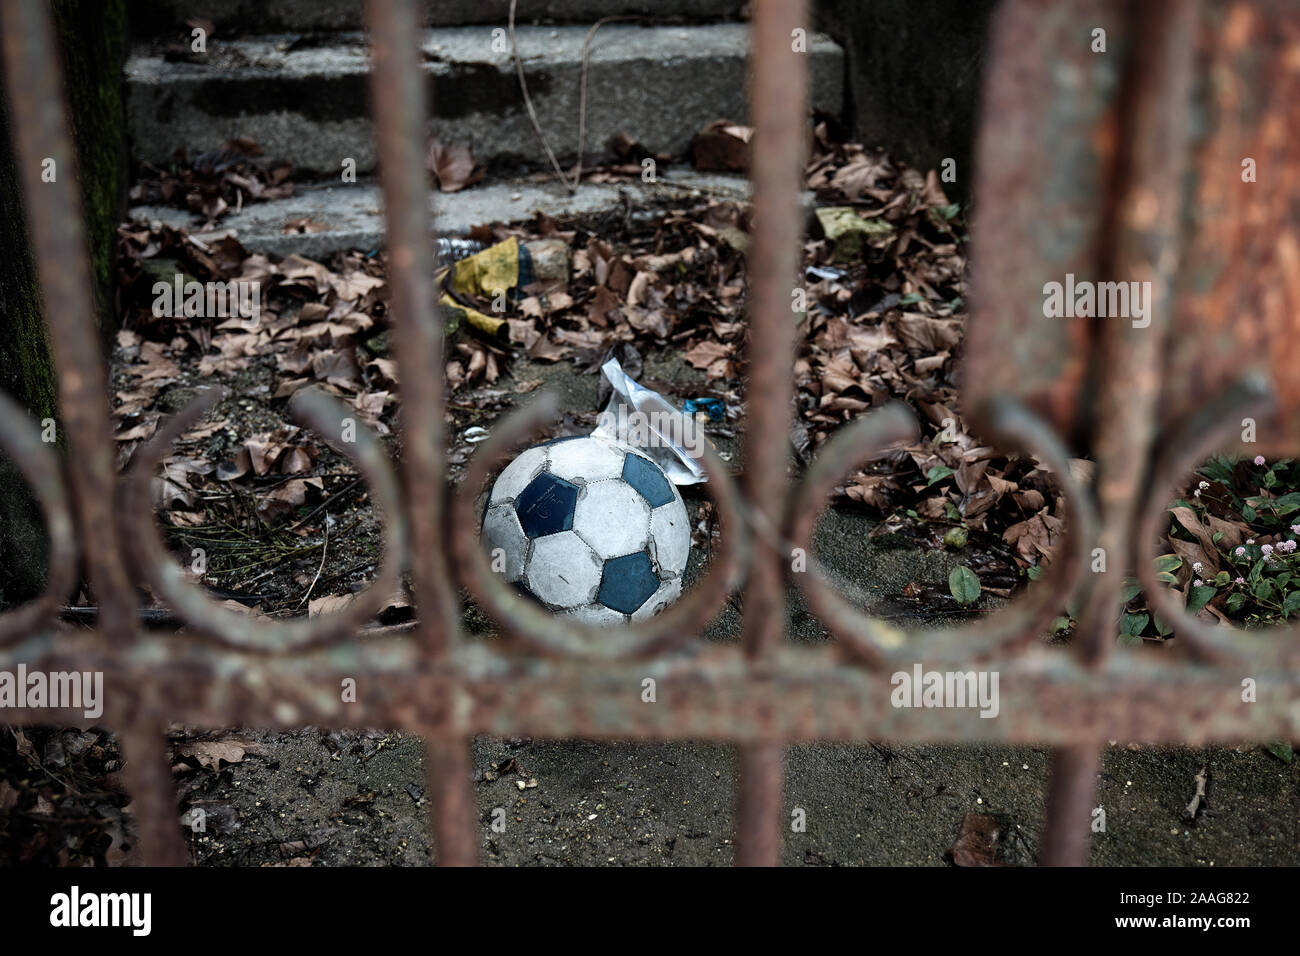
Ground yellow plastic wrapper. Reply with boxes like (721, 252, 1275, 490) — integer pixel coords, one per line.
(814, 206, 895, 262)
(437, 236, 569, 339)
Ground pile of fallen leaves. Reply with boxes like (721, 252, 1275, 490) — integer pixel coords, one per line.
(0, 727, 133, 865)
(114, 119, 1074, 601)
(112, 221, 402, 609)
(129, 136, 295, 228)
(453, 122, 1069, 574)
(115, 225, 393, 443)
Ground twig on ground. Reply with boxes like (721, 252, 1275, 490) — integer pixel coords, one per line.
(295, 520, 330, 611)
(572, 14, 647, 187)
(508, 0, 645, 194)
(1184, 764, 1209, 821)
(288, 477, 361, 532)
(509, 0, 574, 192)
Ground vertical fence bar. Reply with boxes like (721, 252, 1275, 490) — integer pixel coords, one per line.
(424, 741, 477, 866)
(364, 0, 475, 865)
(0, 0, 134, 643)
(743, 0, 806, 660)
(736, 0, 807, 867)
(2, 0, 179, 864)
(363, 0, 459, 654)
(1038, 742, 1101, 866)
(1076, 0, 1196, 669)
(735, 743, 785, 867)
(1040, 2, 1195, 866)
(119, 726, 188, 866)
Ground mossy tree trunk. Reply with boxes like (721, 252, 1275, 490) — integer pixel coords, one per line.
(0, 0, 126, 609)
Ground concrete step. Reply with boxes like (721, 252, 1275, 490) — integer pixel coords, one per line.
(130, 0, 748, 36)
(125, 24, 844, 177)
(127, 170, 757, 258)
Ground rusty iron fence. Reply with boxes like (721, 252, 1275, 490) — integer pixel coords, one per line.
(1, 0, 1298, 867)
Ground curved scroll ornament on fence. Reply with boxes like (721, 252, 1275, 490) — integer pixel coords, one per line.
(1135, 377, 1300, 671)
(120, 387, 408, 653)
(0, 392, 77, 646)
(787, 396, 1099, 667)
(452, 389, 748, 660)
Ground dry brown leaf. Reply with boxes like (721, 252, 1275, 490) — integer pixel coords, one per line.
(893, 314, 962, 354)
(1003, 513, 1052, 561)
(309, 593, 355, 617)
(683, 340, 731, 370)
(427, 138, 483, 192)
(178, 736, 264, 770)
(951, 813, 1002, 867)
(1168, 506, 1223, 572)
(691, 120, 752, 172)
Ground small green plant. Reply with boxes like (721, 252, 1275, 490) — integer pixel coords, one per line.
(942, 525, 968, 550)
(1122, 454, 1300, 640)
(949, 565, 980, 605)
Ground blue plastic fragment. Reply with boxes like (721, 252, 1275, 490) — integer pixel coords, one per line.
(683, 397, 725, 422)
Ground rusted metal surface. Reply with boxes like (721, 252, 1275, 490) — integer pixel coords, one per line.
(1038, 743, 1102, 867)
(1162, 0, 1300, 456)
(1034, 0, 1198, 864)
(963, 0, 1126, 445)
(364, 0, 459, 656)
(968, 0, 1300, 454)
(119, 726, 188, 867)
(732, 0, 809, 865)
(0, 0, 1297, 870)
(364, 0, 476, 866)
(743, 0, 807, 660)
(1072, 0, 1195, 673)
(7, 632, 1300, 743)
(735, 744, 784, 867)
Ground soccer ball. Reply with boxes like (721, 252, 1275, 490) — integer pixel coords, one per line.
(480, 436, 691, 623)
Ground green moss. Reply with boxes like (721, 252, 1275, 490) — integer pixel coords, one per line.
(0, 124, 57, 427)
(0, 0, 126, 606)
(53, 0, 128, 340)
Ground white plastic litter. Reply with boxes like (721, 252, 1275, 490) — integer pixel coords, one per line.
(592, 357, 707, 485)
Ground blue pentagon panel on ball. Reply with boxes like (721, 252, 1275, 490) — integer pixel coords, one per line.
(488, 444, 548, 506)
(621, 452, 674, 508)
(597, 550, 662, 614)
(515, 472, 579, 538)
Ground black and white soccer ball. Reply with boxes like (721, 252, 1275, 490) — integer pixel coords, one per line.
(481, 436, 690, 624)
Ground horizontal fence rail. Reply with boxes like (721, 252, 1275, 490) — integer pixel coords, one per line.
(0, 0, 1297, 867)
